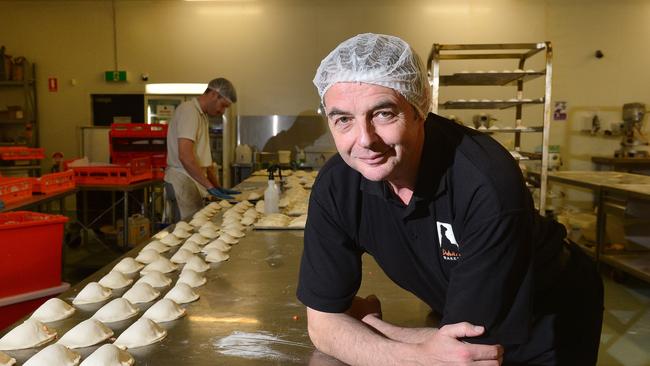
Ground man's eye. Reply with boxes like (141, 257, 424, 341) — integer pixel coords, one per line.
(374, 111, 395, 121)
(335, 116, 352, 124)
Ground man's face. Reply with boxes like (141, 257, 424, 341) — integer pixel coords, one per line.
(323, 82, 424, 183)
(205, 90, 232, 117)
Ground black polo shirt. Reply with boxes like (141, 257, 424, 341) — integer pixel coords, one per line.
(297, 113, 571, 348)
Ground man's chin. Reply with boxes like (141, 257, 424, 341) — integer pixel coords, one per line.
(358, 167, 390, 182)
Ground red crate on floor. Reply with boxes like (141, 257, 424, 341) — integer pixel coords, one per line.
(31, 169, 76, 194)
(0, 147, 45, 160)
(0, 177, 33, 203)
(0, 211, 69, 298)
(70, 157, 153, 186)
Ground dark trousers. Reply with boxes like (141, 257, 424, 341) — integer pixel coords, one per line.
(506, 243, 604, 365)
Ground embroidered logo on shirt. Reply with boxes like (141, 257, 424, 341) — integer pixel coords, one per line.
(436, 222, 461, 261)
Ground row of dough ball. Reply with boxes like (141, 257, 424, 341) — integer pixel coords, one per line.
(0, 200, 246, 365)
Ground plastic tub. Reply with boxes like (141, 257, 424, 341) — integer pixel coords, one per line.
(0, 211, 68, 298)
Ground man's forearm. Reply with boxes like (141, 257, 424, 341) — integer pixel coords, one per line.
(180, 158, 213, 189)
(206, 164, 220, 188)
(362, 315, 437, 344)
(309, 311, 420, 366)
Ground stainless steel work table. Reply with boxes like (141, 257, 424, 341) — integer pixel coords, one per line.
(2, 192, 433, 365)
(546, 171, 650, 283)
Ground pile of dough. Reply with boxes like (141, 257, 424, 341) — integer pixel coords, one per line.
(30, 298, 75, 323)
(218, 233, 238, 245)
(141, 241, 171, 253)
(204, 249, 230, 263)
(223, 210, 241, 219)
(200, 221, 219, 231)
(164, 283, 199, 304)
(152, 230, 169, 240)
(240, 216, 255, 226)
(223, 228, 245, 238)
(80, 344, 134, 366)
(73, 282, 112, 305)
(247, 192, 262, 200)
(177, 269, 206, 287)
(189, 217, 208, 227)
(112, 258, 143, 275)
(113, 318, 167, 349)
(206, 201, 222, 210)
(135, 249, 163, 264)
(142, 299, 186, 322)
(203, 239, 231, 253)
(0, 319, 57, 350)
(243, 208, 258, 218)
(98, 271, 133, 289)
(135, 271, 172, 288)
(256, 213, 292, 227)
(219, 200, 232, 208)
(183, 255, 210, 272)
(179, 241, 202, 254)
(223, 221, 245, 230)
(193, 211, 211, 220)
(140, 257, 178, 275)
(0, 351, 15, 366)
(23, 344, 80, 366)
(57, 318, 113, 348)
(93, 298, 139, 323)
(198, 227, 219, 239)
(171, 227, 191, 239)
(174, 221, 193, 232)
(170, 248, 195, 264)
(255, 200, 265, 213)
(159, 234, 182, 246)
(288, 214, 308, 228)
(121, 283, 160, 304)
(241, 199, 254, 207)
(186, 233, 209, 245)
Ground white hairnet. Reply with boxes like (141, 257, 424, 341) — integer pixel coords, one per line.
(313, 33, 431, 119)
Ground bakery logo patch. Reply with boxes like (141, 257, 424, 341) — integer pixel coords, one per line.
(436, 222, 461, 261)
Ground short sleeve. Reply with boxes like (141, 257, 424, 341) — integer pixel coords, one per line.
(174, 103, 199, 142)
(296, 185, 362, 313)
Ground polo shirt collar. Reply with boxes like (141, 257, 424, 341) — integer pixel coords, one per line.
(192, 98, 207, 117)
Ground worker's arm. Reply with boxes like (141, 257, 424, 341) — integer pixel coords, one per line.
(206, 163, 221, 188)
(178, 138, 214, 189)
(307, 307, 503, 365)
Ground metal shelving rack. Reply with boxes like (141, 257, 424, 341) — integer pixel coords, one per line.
(427, 43, 553, 214)
(0, 63, 37, 146)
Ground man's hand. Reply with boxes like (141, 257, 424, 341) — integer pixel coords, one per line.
(220, 187, 241, 195)
(207, 187, 235, 200)
(414, 322, 504, 365)
(345, 295, 382, 321)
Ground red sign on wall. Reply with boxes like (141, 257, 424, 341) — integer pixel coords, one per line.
(48, 77, 58, 92)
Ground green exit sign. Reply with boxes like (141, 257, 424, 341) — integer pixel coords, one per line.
(104, 70, 127, 82)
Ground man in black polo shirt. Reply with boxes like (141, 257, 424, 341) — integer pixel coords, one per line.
(297, 33, 603, 365)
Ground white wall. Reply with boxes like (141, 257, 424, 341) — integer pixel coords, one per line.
(0, 0, 648, 171)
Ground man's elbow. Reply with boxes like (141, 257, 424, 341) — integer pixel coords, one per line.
(306, 313, 330, 353)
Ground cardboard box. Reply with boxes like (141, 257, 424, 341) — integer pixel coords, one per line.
(117, 214, 150, 247)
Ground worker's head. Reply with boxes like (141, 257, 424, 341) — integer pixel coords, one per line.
(203, 77, 237, 116)
(313, 33, 430, 184)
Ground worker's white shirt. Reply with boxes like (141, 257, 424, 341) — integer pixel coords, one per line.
(165, 98, 212, 201)
(166, 98, 213, 173)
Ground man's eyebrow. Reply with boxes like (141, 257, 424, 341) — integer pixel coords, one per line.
(327, 108, 350, 118)
(370, 101, 399, 111)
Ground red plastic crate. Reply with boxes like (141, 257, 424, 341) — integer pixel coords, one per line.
(0, 211, 69, 298)
(31, 170, 76, 194)
(110, 123, 168, 138)
(0, 147, 45, 160)
(0, 177, 33, 203)
(70, 157, 153, 186)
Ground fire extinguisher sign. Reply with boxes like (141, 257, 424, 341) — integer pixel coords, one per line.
(48, 77, 58, 92)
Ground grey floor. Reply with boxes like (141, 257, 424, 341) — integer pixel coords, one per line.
(61, 238, 650, 365)
(599, 274, 650, 366)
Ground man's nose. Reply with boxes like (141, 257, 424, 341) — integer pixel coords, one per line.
(357, 120, 379, 148)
